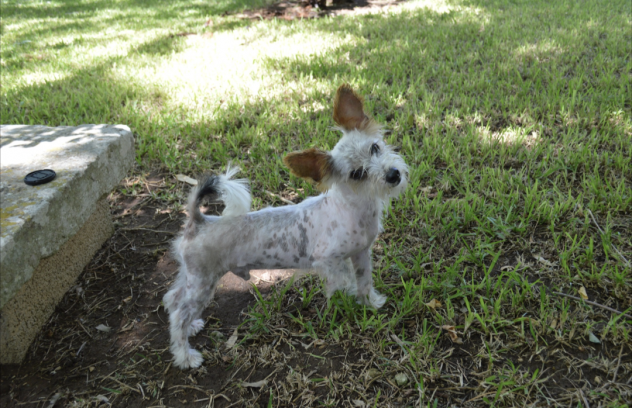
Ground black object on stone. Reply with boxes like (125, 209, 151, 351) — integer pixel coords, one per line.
(24, 169, 56, 186)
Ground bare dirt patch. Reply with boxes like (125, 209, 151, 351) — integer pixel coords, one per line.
(0, 173, 298, 407)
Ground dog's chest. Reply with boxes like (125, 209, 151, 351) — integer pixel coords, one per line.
(328, 207, 380, 251)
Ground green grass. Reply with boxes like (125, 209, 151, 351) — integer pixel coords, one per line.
(2, 0, 631, 406)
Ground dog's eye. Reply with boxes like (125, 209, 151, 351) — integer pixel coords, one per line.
(349, 168, 367, 180)
(370, 143, 380, 156)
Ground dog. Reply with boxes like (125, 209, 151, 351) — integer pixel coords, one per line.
(164, 84, 409, 369)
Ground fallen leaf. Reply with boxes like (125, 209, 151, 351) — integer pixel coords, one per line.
(352, 400, 366, 407)
(425, 299, 442, 310)
(95, 324, 111, 332)
(176, 174, 198, 185)
(241, 379, 267, 388)
(534, 255, 554, 267)
(441, 325, 458, 341)
(365, 368, 381, 380)
(578, 286, 588, 300)
(313, 339, 326, 347)
(225, 328, 238, 349)
(588, 332, 601, 344)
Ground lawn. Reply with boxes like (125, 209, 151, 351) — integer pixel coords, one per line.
(1, 0, 631, 406)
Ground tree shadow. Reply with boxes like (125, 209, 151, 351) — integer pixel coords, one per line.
(1, 0, 273, 59)
(2, 0, 629, 180)
(260, 0, 630, 142)
(135, 34, 186, 56)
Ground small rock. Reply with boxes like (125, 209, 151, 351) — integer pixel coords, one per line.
(394, 372, 408, 386)
(211, 331, 225, 341)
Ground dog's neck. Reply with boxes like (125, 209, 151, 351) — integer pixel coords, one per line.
(327, 183, 386, 219)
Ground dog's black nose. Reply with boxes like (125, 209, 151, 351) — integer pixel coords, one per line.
(385, 168, 401, 185)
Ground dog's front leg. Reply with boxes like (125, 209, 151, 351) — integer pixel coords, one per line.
(351, 249, 387, 308)
(318, 258, 354, 298)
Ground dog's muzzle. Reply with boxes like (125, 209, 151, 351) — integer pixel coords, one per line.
(385, 168, 401, 185)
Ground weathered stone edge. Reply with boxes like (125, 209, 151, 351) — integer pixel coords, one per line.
(0, 125, 134, 308)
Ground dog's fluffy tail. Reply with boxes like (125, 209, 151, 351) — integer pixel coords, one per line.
(187, 166, 251, 224)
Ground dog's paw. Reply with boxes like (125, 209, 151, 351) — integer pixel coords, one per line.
(189, 319, 205, 336)
(173, 348, 204, 369)
(368, 287, 387, 309)
(356, 288, 387, 309)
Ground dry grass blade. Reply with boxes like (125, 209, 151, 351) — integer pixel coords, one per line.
(241, 379, 267, 387)
(265, 190, 295, 205)
(587, 209, 631, 268)
(553, 292, 632, 319)
(176, 174, 198, 185)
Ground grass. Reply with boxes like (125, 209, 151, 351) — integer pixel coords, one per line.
(2, 0, 631, 406)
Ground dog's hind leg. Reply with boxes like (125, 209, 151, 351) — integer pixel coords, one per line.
(163, 267, 206, 337)
(351, 249, 386, 308)
(163, 265, 187, 314)
(167, 268, 220, 369)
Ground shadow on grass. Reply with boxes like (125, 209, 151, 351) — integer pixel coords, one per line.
(2, 0, 278, 20)
(1, 0, 267, 57)
(1, 29, 313, 178)
(2, 0, 629, 177)
(135, 34, 187, 56)
(261, 0, 629, 136)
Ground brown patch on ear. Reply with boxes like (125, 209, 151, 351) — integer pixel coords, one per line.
(333, 84, 371, 131)
(283, 148, 332, 184)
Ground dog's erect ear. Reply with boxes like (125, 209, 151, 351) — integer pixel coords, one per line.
(333, 84, 371, 131)
(283, 148, 333, 184)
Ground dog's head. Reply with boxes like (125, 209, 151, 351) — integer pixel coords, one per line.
(284, 84, 408, 199)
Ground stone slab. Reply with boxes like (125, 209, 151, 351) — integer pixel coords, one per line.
(0, 198, 113, 364)
(0, 124, 134, 309)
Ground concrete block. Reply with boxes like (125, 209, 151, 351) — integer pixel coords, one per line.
(0, 198, 113, 363)
(0, 124, 134, 363)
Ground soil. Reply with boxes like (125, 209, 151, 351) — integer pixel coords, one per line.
(0, 172, 302, 407)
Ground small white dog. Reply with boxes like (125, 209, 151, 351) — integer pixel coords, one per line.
(164, 84, 409, 369)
